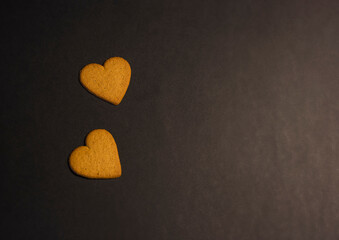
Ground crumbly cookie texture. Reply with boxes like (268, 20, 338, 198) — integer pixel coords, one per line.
(69, 129, 122, 179)
(80, 57, 131, 105)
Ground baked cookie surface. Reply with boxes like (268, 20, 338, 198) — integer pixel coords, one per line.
(80, 57, 131, 105)
(69, 129, 122, 179)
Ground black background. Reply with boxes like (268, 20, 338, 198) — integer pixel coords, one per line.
(1, 0, 339, 239)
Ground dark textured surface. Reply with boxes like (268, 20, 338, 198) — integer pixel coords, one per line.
(1, 0, 339, 239)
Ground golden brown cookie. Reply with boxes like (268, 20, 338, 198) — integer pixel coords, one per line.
(69, 129, 122, 179)
(80, 57, 131, 105)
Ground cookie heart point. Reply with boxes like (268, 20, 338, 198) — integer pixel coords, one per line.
(80, 57, 131, 105)
(69, 129, 122, 179)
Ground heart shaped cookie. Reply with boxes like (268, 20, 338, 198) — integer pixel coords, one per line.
(80, 57, 131, 105)
(69, 129, 122, 179)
